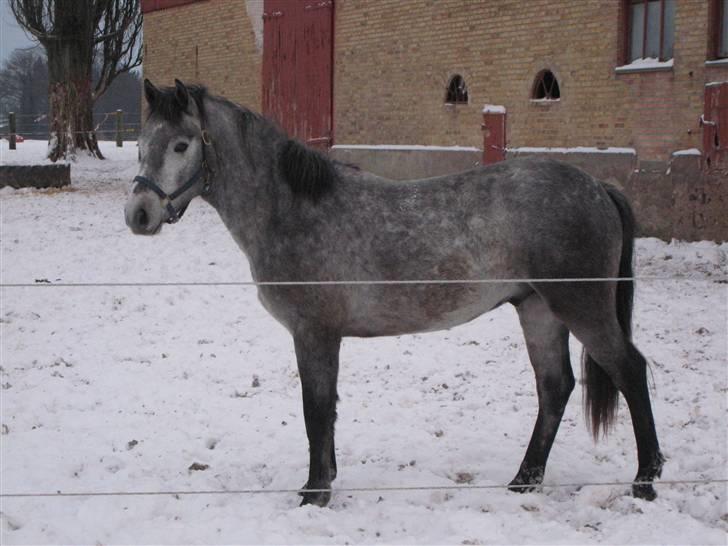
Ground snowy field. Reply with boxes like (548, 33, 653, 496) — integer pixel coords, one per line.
(1, 140, 727, 545)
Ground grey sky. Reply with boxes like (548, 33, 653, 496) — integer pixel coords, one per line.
(1, 0, 38, 64)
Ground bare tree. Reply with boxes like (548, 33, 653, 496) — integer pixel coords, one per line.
(10, 0, 142, 160)
(0, 47, 47, 118)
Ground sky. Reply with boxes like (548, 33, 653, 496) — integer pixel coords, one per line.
(1, 0, 37, 64)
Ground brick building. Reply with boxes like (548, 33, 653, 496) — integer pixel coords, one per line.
(141, 0, 728, 240)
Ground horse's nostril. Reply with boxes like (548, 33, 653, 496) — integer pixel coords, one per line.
(135, 207, 149, 228)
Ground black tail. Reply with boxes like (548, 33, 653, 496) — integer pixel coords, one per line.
(583, 185, 635, 440)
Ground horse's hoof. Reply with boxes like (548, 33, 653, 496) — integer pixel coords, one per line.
(298, 481, 332, 507)
(508, 467, 543, 493)
(632, 482, 657, 501)
(299, 490, 331, 507)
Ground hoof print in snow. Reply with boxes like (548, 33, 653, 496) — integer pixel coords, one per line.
(454, 472, 474, 484)
(188, 462, 210, 472)
(126, 439, 138, 450)
(1, 424, 8, 435)
(1, 512, 23, 532)
(251, 375, 260, 388)
(695, 327, 710, 335)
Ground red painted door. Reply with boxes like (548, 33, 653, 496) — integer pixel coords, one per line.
(703, 82, 728, 168)
(481, 107, 507, 164)
(263, 0, 334, 149)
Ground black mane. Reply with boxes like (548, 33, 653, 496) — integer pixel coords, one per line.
(279, 139, 338, 202)
(147, 84, 207, 123)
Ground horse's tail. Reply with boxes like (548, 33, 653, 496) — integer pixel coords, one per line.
(583, 184, 635, 441)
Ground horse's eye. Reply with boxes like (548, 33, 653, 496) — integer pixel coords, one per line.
(174, 142, 188, 153)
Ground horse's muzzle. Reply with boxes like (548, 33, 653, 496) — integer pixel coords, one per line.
(125, 195, 164, 235)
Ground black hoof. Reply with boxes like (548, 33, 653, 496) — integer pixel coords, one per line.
(632, 482, 657, 501)
(508, 467, 543, 493)
(299, 490, 331, 507)
(508, 467, 543, 494)
(632, 452, 664, 501)
(298, 482, 332, 507)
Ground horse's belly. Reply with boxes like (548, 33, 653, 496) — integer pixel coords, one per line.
(343, 283, 523, 337)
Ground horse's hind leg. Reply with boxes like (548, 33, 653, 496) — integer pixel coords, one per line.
(536, 283, 664, 500)
(293, 327, 341, 507)
(509, 293, 575, 492)
(576, 326, 664, 500)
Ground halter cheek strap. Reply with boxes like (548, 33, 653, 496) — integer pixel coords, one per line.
(133, 129, 213, 224)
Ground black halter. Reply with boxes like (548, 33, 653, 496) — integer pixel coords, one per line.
(133, 129, 213, 224)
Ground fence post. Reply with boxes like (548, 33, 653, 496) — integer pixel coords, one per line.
(116, 109, 123, 147)
(9, 112, 16, 150)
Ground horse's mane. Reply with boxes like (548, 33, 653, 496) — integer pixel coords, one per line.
(149, 83, 341, 202)
(279, 138, 338, 202)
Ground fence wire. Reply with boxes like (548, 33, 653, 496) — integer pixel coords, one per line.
(1, 276, 726, 289)
(2, 478, 726, 500)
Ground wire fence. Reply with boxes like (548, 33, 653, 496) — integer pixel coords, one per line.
(2, 478, 726, 500)
(1, 259, 725, 503)
(0, 110, 142, 143)
(1, 275, 726, 289)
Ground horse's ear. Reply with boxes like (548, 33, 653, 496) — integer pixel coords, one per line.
(174, 79, 189, 110)
(144, 78, 158, 106)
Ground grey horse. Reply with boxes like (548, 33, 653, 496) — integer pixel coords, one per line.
(125, 79, 664, 507)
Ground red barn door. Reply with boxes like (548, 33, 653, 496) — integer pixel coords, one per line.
(703, 82, 728, 168)
(263, 0, 334, 149)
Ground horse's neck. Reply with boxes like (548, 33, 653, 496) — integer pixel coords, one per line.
(204, 104, 280, 262)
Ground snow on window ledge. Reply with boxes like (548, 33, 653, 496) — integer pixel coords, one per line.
(615, 58, 674, 74)
(529, 98, 560, 104)
(705, 59, 728, 67)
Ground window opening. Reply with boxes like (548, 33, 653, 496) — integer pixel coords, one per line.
(628, 0, 675, 62)
(716, 0, 728, 58)
(532, 70, 560, 100)
(445, 75, 468, 104)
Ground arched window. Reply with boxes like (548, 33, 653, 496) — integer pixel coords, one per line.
(445, 74, 468, 104)
(532, 70, 560, 101)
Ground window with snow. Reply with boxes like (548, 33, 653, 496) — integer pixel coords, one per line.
(531, 70, 560, 101)
(445, 75, 468, 104)
(628, 0, 675, 62)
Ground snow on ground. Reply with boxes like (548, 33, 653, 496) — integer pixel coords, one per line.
(1, 141, 727, 545)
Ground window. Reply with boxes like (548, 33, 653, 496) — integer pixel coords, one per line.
(531, 70, 560, 101)
(445, 75, 468, 104)
(712, 0, 728, 59)
(628, 0, 675, 62)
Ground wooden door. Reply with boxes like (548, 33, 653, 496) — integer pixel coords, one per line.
(263, 0, 334, 149)
(482, 107, 507, 164)
(703, 82, 728, 168)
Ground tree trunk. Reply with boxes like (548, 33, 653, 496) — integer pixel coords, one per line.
(45, 40, 103, 161)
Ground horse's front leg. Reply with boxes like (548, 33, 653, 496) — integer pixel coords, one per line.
(293, 327, 341, 507)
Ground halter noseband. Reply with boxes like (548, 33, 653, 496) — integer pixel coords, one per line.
(133, 128, 213, 224)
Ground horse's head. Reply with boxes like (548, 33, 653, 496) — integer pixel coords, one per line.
(125, 79, 212, 235)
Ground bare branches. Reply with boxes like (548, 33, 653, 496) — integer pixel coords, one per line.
(93, 0, 143, 99)
(9, 0, 55, 42)
(8, 0, 143, 160)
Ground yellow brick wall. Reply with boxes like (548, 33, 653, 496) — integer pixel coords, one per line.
(333, 0, 728, 160)
(142, 0, 262, 110)
(142, 0, 728, 161)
